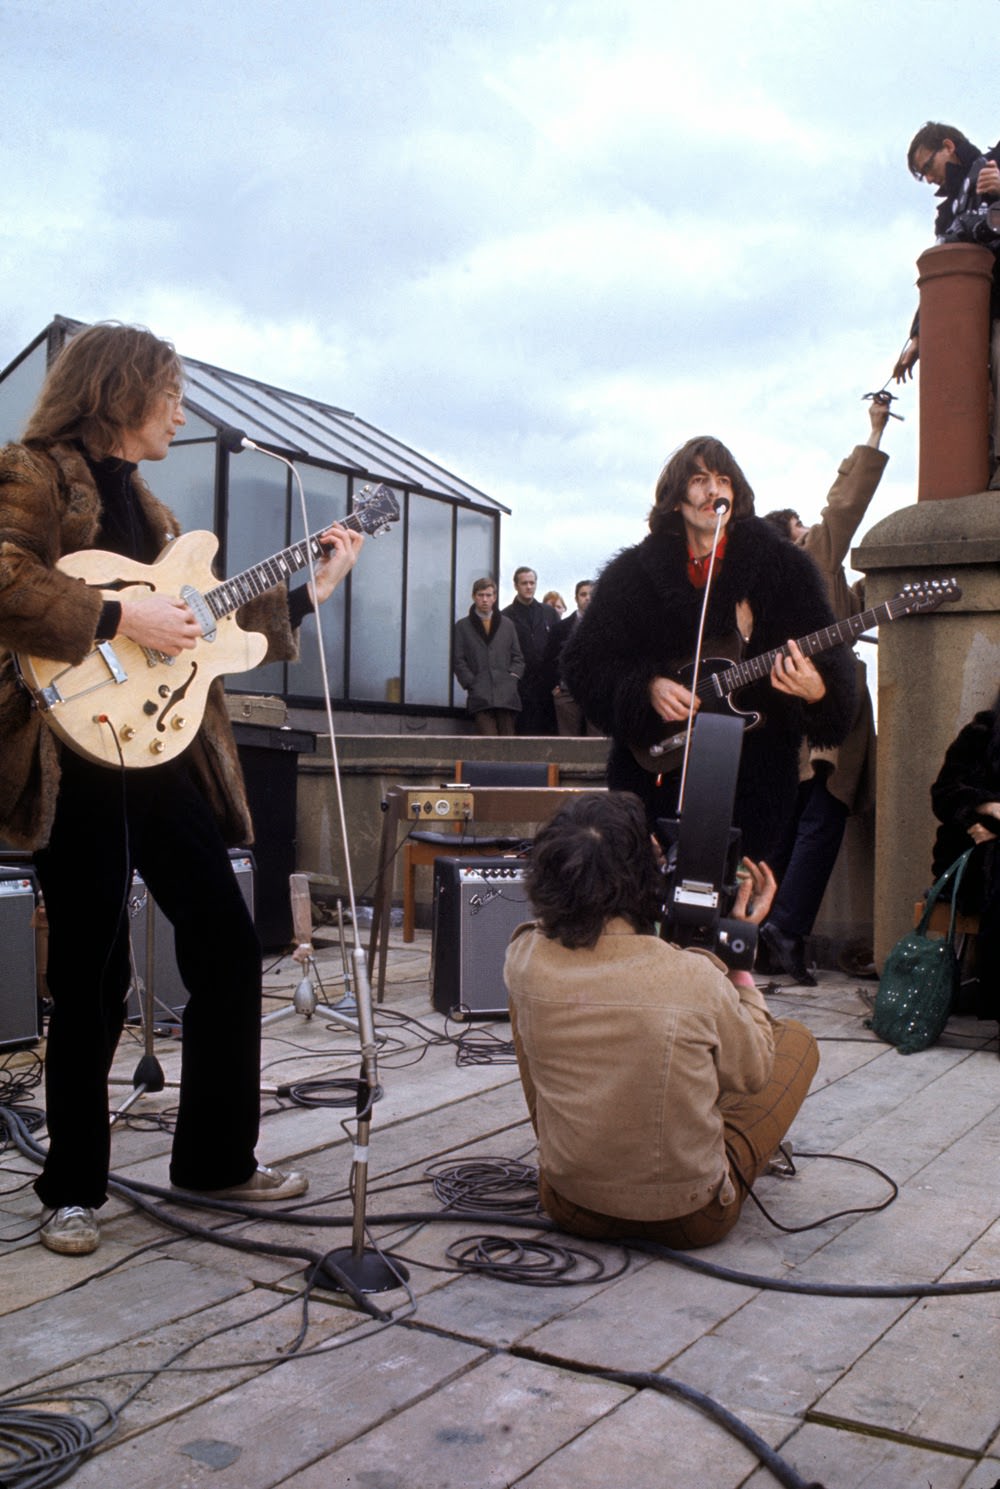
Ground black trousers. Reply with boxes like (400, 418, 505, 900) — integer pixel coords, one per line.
(767, 773, 850, 939)
(33, 749, 263, 1209)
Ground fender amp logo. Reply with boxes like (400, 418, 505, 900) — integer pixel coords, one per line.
(468, 886, 503, 914)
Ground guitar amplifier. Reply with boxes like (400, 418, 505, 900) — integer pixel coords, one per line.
(126, 852, 255, 1022)
(431, 857, 531, 1020)
(0, 868, 41, 1048)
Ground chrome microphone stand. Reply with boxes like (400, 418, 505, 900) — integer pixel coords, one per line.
(322, 944, 406, 1293)
(677, 496, 730, 815)
(226, 429, 405, 1294)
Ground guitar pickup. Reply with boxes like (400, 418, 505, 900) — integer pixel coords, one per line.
(181, 584, 217, 641)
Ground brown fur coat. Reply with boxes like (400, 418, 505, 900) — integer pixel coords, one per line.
(0, 441, 298, 848)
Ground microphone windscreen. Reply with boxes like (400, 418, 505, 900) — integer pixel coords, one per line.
(713, 497, 731, 515)
(218, 425, 248, 454)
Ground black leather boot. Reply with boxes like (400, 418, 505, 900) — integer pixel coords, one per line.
(758, 922, 817, 987)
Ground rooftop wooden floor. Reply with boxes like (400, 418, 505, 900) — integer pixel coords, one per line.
(3, 928, 1000, 1489)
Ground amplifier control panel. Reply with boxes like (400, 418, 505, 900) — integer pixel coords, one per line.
(402, 788, 474, 821)
(459, 863, 525, 880)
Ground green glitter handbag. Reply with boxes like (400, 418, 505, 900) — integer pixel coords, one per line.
(868, 849, 974, 1054)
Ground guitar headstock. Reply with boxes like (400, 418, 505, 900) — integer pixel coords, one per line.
(890, 577, 962, 615)
(354, 482, 401, 537)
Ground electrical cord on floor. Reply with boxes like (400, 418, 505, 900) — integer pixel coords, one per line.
(8, 1106, 1000, 1304)
(275, 1075, 382, 1110)
(731, 1146, 899, 1234)
(427, 1156, 541, 1215)
(443, 1016, 518, 1066)
(0, 1389, 118, 1489)
(0, 1240, 420, 1488)
(443, 1234, 629, 1285)
(508, 1347, 826, 1489)
(4, 1119, 995, 1489)
(0, 1051, 43, 1110)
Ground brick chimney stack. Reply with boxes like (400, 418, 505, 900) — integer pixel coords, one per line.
(916, 241, 995, 500)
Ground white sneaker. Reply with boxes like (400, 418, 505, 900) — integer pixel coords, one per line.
(174, 1165, 309, 1202)
(40, 1205, 100, 1255)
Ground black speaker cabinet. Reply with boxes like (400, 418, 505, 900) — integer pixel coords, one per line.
(0, 868, 41, 1048)
(431, 857, 531, 1019)
(126, 851, 255, 1022)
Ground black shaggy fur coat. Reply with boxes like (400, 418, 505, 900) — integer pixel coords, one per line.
(562, 515, 856, 862)
(930, 700, 1000, 1015)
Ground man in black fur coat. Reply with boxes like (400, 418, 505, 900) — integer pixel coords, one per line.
(562, 436, 856, 865)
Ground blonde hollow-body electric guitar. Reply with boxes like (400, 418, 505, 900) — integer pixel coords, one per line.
(16, 482, 399, 769)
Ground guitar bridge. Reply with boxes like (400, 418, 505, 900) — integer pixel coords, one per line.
(29, 641, 128, 712)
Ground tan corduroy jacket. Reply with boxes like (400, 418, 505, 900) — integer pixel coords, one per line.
(504, 918, 776, 1221)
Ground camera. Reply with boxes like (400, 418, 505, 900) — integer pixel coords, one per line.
(653, 711, 758, 971)
(942, 201, 1000, 251)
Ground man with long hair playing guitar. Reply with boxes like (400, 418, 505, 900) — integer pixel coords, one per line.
(0, 322, 363, 1254)
(562, 436, 856, 871)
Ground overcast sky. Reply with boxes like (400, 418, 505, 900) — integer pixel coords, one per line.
(2, 0, 998, 606)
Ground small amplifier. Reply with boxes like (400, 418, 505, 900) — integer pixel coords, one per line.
(0, 870, 41, 1048)
(126, 852, 255, 1022)
(431, 857, 531, 1019)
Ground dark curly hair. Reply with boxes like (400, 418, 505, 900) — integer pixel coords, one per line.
(761, 507, 799, 540)
(526, 791, 663, 950)
(648, 436, 755, 536)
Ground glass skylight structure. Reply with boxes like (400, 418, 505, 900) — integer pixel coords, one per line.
(0, 317, 506, 717)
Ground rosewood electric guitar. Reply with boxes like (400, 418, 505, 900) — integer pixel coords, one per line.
(630, 577, 962, 775)
(17, 482, 399, 769)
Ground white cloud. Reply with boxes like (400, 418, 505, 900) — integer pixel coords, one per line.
(0, 0, 997, 606)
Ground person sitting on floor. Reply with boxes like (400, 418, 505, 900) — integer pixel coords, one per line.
(503, 791, 819, 1249)
(930, 687, 1000, 1020)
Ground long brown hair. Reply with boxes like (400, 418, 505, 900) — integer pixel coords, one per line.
(22, 322, 182, 458)
(648, 435, 756, 535)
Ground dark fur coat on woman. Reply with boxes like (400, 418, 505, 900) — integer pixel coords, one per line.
(562, 514, 856, 862)
(930, 698, 1000, 1016)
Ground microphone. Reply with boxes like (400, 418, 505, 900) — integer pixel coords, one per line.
(712, 497, 731, 515)
(218, 425, 255, 454)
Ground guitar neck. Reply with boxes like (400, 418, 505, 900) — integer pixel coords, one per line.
(203, 512, 366, 620)
(702, 598, 900, 701)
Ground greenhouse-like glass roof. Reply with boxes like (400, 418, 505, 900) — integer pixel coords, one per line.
(50, 316, 507, 513)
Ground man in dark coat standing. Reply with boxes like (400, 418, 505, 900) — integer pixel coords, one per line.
(502, 566, 558, 735)
(453, 576, 524, 735)
(563, 436, 855, 866)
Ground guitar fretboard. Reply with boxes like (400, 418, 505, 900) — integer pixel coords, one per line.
(700, 597, 904, 701)
(204, 511, 367, 621)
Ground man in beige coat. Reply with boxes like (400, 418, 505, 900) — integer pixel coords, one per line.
(757, 398, 891, 983)
(504, 792, 818, 1249)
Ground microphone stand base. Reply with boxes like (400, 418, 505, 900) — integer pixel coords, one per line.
(316, 1246, 409, 1295)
